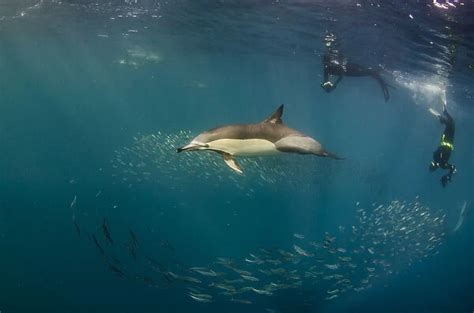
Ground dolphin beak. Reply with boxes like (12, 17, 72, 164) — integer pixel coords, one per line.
(177, 142, 208, 153)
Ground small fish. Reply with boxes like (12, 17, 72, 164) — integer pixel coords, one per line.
(231, 298, 252, 304)
(145, 256, 166, 272)
(327, 289, 340, 294)
(216, 257, 233, 265)
(258, 269, 271, 276)
(141, 276, 155, 286)
(187, 287, 204, 294)
(265, 259, 282, 265)
(162, 273, 174, 284)
(293, 244, 312, 257)
(179, 275, 202, 284)
(325, 264, 339, 270)
(129, 229, 139, 248)
(270, 268, 286, 275)
(72, 214, 81, 237)
(102, 218, 114, 245)
(192, 268, 219, 277)
(107, 262, 125, 278)
(91, 234, 105, 256)
(129, 246, 137, 261)
(233, 269, 252, 276)
(189, 292, 212, 299)
(212, 283, 236, 292)
(244, 258, 261, 264)
(293, 233, 305, 239)
(70, 195, 77, 209)
(189, 294, 212, 303)
(168, 271, 202, 284)
(241, 275, 259, 282)
(325, 294, 339, 300)
(453, 201, 469, 232)
(110, 256, 122, 265)
(251, 288, 273, 296)
(224, 279, 244, 284)
(160, 240, 175, 252)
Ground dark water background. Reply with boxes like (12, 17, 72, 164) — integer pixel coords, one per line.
(0, 1, 473, 312)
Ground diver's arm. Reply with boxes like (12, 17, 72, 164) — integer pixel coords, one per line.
(323, 64, 330, 83)
(438, 91, 455, 125)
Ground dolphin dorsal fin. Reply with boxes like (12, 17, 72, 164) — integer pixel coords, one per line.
(262, 104, 284, 124)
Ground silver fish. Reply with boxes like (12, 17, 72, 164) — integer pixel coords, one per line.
(325, 264, 339, 270)
(293, 245, 313, 257)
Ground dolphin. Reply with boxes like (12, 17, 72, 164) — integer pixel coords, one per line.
(177, 104, 342, 174)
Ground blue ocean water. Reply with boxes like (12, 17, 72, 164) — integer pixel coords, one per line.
(0, 1, 473, 312)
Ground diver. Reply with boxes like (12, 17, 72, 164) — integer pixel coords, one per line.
(320, 33, 390, 102)
(429, 93, 456, 187)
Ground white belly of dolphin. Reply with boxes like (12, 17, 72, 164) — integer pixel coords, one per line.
(207, 139, 279, 156)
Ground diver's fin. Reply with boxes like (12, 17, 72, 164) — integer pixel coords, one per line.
(222, 153, 243, 174)
(262, 104, 284, 124)
(440, 90, 447, 111)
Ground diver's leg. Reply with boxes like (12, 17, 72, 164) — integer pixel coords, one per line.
(441, 173, 450, 187)
(347, 63, 390, 101)
(440, 163, 456, 187)
(323, 66, 330, 83)
(448, 163, 456, 176)
(345, 63, 371, 76)
(371, 72, 390, 102)
(333, 75, 343, 88)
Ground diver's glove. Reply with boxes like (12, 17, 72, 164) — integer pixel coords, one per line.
(429, 161, 439, 172)
(321, 81, 334, 92)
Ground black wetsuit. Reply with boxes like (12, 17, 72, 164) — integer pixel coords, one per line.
(431, 108, 456, 187)
(322, 52, 390, 102)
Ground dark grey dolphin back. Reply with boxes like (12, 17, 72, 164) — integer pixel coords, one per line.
(198, 104, 303, 143)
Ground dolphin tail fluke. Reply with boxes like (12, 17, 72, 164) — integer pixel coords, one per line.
(222, 153, 243, 175)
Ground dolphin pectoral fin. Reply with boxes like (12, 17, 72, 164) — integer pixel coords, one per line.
(222, 153, 243, 174)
